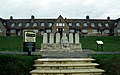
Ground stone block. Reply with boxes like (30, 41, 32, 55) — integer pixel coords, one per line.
(75, 33, 79, 44)
(43, 33, 47, 43)
(69, 33, 73, 43)
(56, 33, 60, 43)
(49, 33, 54, 44)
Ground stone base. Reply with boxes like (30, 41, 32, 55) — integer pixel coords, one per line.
(41, 43, 82, 51)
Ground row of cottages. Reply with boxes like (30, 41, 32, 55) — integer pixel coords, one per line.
(0, 15, 120, 36)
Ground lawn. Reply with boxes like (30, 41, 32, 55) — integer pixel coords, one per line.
(0, 36, 120, 51)
(92, 54, 120, 75)
(81, 36, 120, 51)
(0, 36, 42, 51)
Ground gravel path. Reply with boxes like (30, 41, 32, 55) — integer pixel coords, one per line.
(0, 49, 120, 58)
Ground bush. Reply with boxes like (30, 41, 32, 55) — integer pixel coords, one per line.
(0, 54, 40, 75)
(92, 54, 120, 75)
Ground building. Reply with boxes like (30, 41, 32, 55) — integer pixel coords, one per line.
(0, 15, 120, 36)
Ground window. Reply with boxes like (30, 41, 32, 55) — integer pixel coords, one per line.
(117, 29, 120, 33)
(41, 23, 45, 26)
(56, 23, 64, 26)
(69, 29, 75, 33)
(91, 23, 95, 27)
(46, 29, 51, 33)
(104, 30, 109, 33)
(10, 30, 16, 33)
(48, 23, 53, 27)
(76, 23, 80, 26)
(33, 29, 39, 33)
(11, 23, 15, 27)
(92, 29, 98, 33)
(0, 29, 3, 32)
(18, 23, 22, 27)
(26, 23, 30, 27)
(105, 23, 109, 27)
(33, 23, 37, 27)
(68, 23, 72, 26)
(83, 23, 87, 27)
(98, 23, 102, 27)
(82, 29, 88, 33)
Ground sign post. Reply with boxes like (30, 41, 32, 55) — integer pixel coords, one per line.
(23, 31, 36, 55)
(96, 41, 104, 51)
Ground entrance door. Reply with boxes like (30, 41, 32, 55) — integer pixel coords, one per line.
(58, 28, 63, 35)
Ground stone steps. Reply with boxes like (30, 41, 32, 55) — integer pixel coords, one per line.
(30, 58, 105, 75)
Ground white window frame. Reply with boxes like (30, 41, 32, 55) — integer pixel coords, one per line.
(69, 29, 75, 33)
(68, 23, 72, 26)
(92, 29, 98, 33)
(76, 23, 80, 26)
(11, 23, 15, 27)
(48, 23, 53, 27)
(82, 29, 88, 33)
(41, 22, 45, 26)
(105, 23, 109, 27)
(91, 23, 95, 27)
(33, 23, 37, 27)
(0, 29, 3, 33)
(83, 23, 87, 27)
(98, 23, 102, 27)
(18, 23, 22, 27)
(117, 29, 120, 33)
(46, 29, 51, 33)
(26, 23, 30, 27)
(10, 30, 16, 33)
(104, 30, 109, 34)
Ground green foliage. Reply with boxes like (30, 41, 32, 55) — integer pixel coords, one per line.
(80, 36, 120, 51)
(0, 54, 40, 75)
(92, 54, 120, 75)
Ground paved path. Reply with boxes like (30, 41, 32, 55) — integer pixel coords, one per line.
(0, 49, 120, 58)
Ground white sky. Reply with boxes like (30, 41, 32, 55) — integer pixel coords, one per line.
(0, 0, 120, 19)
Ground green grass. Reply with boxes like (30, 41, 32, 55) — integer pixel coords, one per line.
(0, 36, 120, 51)
(0, 54, 41, 75)
(81, 36, 120, 51)
(92, 54, 120, 75)
(0, 36, 42, 51)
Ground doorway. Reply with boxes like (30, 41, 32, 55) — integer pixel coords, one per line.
(57, 28, 63, 35)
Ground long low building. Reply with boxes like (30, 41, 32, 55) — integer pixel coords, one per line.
(0, 15, 120, 36)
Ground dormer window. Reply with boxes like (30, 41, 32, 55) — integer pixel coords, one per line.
(98, 23, 102, 27)
(83, 23, 87, 27)
(76, 23, 80, 26)
(41, 22, 45, 26)
(11, 23, 15, 27)
(68, 23, 72, 26)
(105, 23, 109, 27)
(33, 23, 37, 27)
(48, 23, 53, 27)
(26, 23, 30, 27)
(91, 23, 95, 27)
(18, 23, 22, 27)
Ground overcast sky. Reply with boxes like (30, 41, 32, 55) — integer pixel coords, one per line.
(0, 0, 120, 19)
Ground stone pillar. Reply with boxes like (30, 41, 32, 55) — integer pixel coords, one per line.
(75, 33, 80, 44)
(49, 33, 54, 44)
(69, 33, 73, 43)
(56, 33, 60, 43)
(43, 33, 48, 43)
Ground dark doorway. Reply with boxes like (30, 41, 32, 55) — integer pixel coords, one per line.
(58, 28, 63, 35)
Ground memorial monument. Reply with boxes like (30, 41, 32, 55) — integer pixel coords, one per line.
(41, 32, 82, 51)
